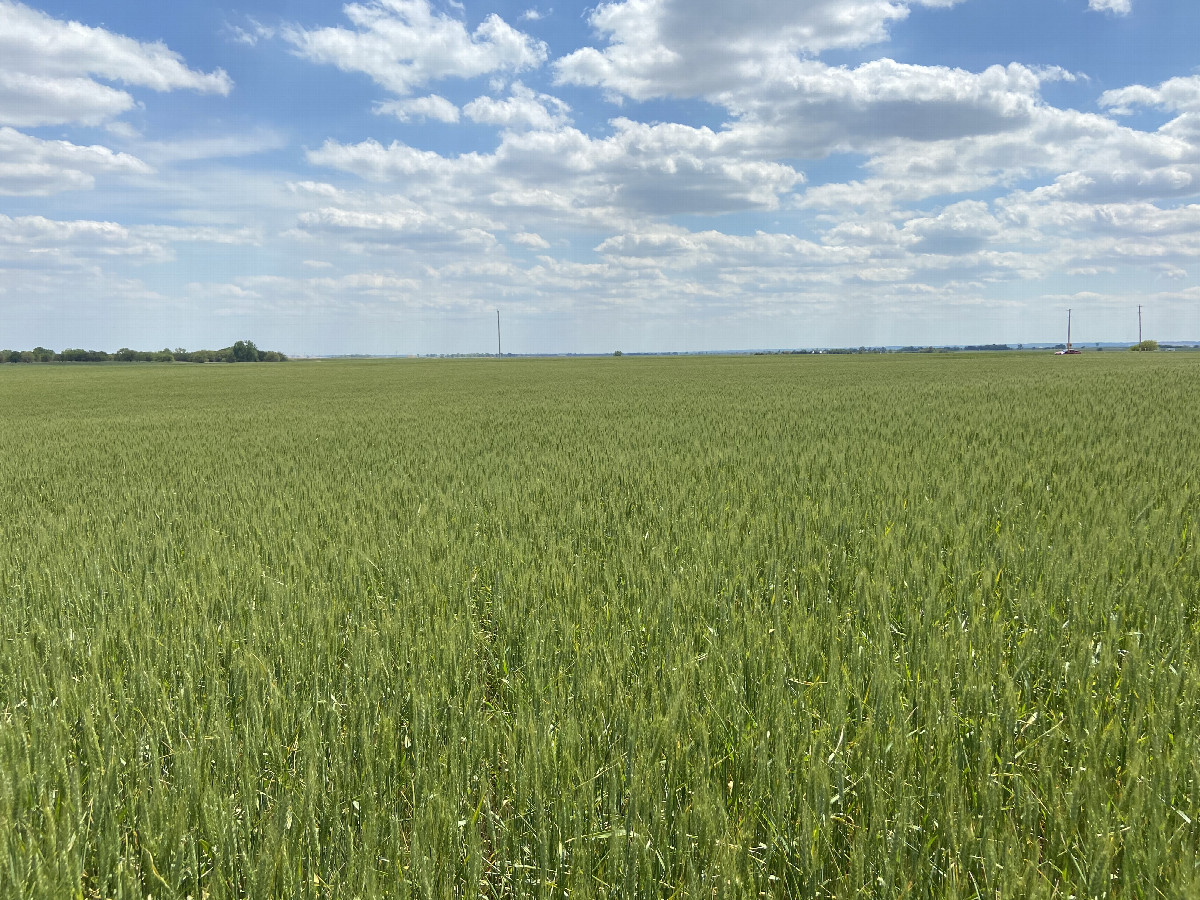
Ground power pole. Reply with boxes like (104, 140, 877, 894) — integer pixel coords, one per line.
(1067, 308, 1072, 350)
(1138, 305, 1143, 344)
(496, 309, 501, 359)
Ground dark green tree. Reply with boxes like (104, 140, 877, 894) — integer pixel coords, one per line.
(231, 340, 260, 362)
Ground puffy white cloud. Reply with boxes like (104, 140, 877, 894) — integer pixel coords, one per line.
(0, 214, 166, 265)
(308, 117, 804, 217)
(901, 200, 1002, 255)
(1088, 0, 1131, 14)
(995, 190, 1200, 276)
(582, 121, 803, 212)
(277, 0, 1200, 345)
(1000, 193, 1200, 239)
(0, 1, 230, 127)
(0, 1, 231, 93)
(0, 214, 259, 267)
(1116, 81, 1200, 146)
(284, 180, 509, 258)
(297, 205, 500, 253)
(464, 83, 570, 130)
(0, 127, 151, 195)
(377, 94, 461, 122)
(788, 101, 1200, 293)
(1012, 167, 1199, 205)
(595, 226, 865, 271)
(555, 0, 966, 100)
(546, 0, 1131, 258)
(512, 231, 550, 249)
(308, 138, 486, 184)
(802, 103, 1199, 213)
(721, 60, 1058, 159)
(554, 4, 1078, 166)
(1100, 76, 1200, 115)
(0, 70, 135, 128)
(136, 224, 263, 246)
(281, 0, 546, 96)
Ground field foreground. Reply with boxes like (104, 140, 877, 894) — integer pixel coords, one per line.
(1, 354, 1198, 898)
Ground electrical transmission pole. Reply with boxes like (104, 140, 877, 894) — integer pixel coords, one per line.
(1138, 305, 1143, 344)
(497, 309, 501, 359)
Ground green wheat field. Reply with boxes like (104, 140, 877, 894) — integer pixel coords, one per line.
(1, 353, 1197, 898)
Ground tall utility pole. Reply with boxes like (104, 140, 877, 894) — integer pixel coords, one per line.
(1067, 308, 1072, 350)
(496, 309, 501, 359)
(1138, 305, 1143, 344)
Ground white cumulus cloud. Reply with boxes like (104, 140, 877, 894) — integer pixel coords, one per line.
(512, 231, 550, 249)
(0, 127, 151, 195)
(721, 60, 1056, 159)
(0, 1, 231, 92)
(0, 0, 230, 128)
(1100, 76, 1200, 115)
(0, 214, 261, 270)
(464, 83, 570, 130)
(377, 94, 462, 122)
(902, 200, 1003, 255)
(297, 205, 499, 252)
(555, 0, 968, 100)
(308, 117, 804, 218)
(281, 0, 547, 96)
(0, 70, 135, 128)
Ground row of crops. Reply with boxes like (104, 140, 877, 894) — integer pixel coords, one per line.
(0, 353, 1197, 897)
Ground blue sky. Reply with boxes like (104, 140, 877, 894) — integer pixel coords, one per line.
(1, 0, 1198, 354)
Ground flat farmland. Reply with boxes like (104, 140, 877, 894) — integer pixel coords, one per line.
(1, 353, 1197, 898)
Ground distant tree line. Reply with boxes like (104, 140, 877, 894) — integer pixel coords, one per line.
(894, 344, 1014, 353)
(757, 344, 1015, 356)
(0, 340, 286, 364)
